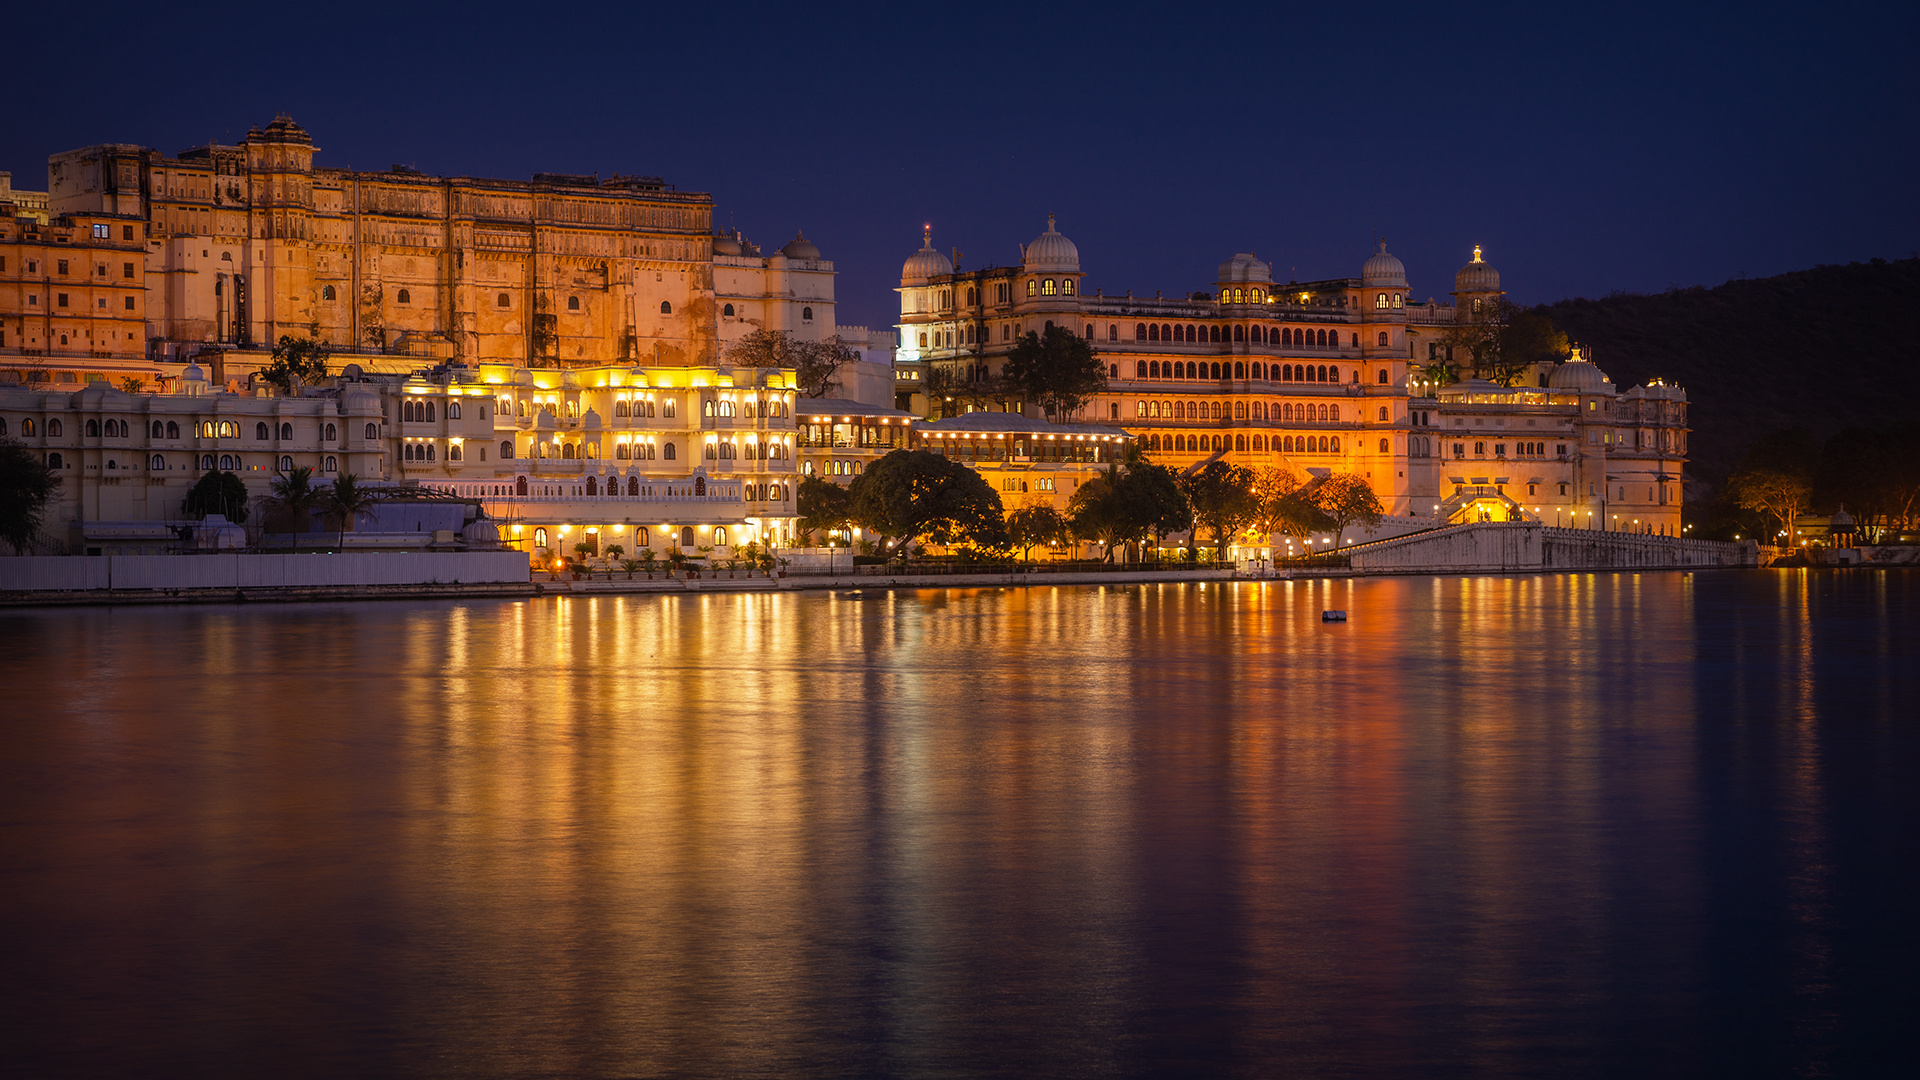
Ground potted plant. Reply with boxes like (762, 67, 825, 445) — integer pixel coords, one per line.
(694, 544, 714, 579)
(777, 556, 790, 578)
(639, 549, 657, 579)
(620, 558, 641, 580)
(723, 557, 737, 579)
(667, 548, 687, 578)
(604, 543, 624, 580)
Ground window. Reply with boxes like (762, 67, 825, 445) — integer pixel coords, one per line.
(1378, 332, 1390, 347)
(1379, 438, 1390, 453)
(123, 262, 135, 280)
(1475, 442, 1486, 456)
(150, 453, 165, 470)
(365, 423, 378, 439)
(662, 400, 675, 418)
(1454, 443, 1465, 458)
(1041, 279, 1057, 296)
(255, 422, 269, 440)
(281, 422, 294, 439)
(278, 455, 293, 471)
(567, 296, 580, 311)
(1378, 407, 1389, 421)
(323, 285, 336, 300)
(57, 294, 69, 308)
(447, 402, 461, 420)
(92, 224, 110, 239)
(323, 455, 338, 472)
(663, 442, 676, 460)
(534, 527, 548, 548)
(396, 288, 410, 304)
(449, 444, 461, 462)
(660, 301, 672, 314)
(497, 293, 511, 308)
(1027, 280, 1037, 297)
(58, 260, 69, 275)
(47, 453, 63, 468)
(722, 303, 734, 317)
(802, 306, 814, 321)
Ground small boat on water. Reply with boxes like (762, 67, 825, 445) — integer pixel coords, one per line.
(1322, 610, 1348, 622)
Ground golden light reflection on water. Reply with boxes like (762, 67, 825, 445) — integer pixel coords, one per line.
(1, 571, 1912, 1078)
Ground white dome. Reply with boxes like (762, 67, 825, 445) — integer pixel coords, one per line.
(1454, 244, 1501, 293)
(182, 363, 207, 382)
(780, 230, 821, 260)
(1021, 214, 1080, 273)
(711, 231, 742, 256)
(1216, 252, 1272, 283)
(581, 407, 603, 429)
(1549, 347, 1613, 392)
(1362, 241, 1408, 288)
(901, 225, 953, 283)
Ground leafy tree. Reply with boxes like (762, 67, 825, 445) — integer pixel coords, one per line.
(184, 469, 250, 524)
(1440, 299, 1566, 387)
(1067, 461, 1190, 561)
(1005, 498, 1070, 560)
(797, 474, 853, 544)
(848, 449, 1006, 555)
(1312, 472, 1385, 547)
(260, 335, 331, 394)
(1729, 468, 1812, 546)
(1246, 467, 1306, 541)
(0, 439, 61, 554)
(118, 377, 146, 394)
(726, 328, 792, 369)
(1001, 324, 1108, 419)
(324, 473, 378, 533)
(1178, 461, 1255, 559)
(926, 363, 1004, 418)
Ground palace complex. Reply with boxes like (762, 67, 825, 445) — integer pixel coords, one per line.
(0, 117, 1690, 555)
(894, 220, 1689, 535)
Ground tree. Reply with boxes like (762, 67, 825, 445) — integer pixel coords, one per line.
(1312, 472, 1385, 547)
(1067, 461, 1190, 561)
(325, 473, 378, 534)
(1439, 299, 1565, 387)
(0, 439, 60, 554)
(118, 377, 145, 394)
(726, 328, 792, 369)
(260, 335, 331, 394)
(1005, 498, 1070, 561)
(268, 466, 322, 543)
(1729, 468, 1812, 546)
(796, 474, 853, 545)
(184, 469, 250, 524)
(1178, 461, 1255, 559)
(791, 335, 857, 398)
(848, 449, 1006, 555)
(727, 330, 855, 398)
(1001, 324, 1108, 419)
(926, 363, 1005, 418)
(1245, 467, 1306, 542)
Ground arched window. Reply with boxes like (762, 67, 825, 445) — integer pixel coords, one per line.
(364, 422, 378, 439)
(166, 421, 179, 439)
(1234, 435, 1246, 451)
(1233, 325, 1245, 342)
(663, 442, 676, 460)
(251, 422, 266, 440)
(47, 452, 63, 468)
(1234, 362, 1246, 379)
(322, 285, 336, 300)
(199, 454, 213, 469)
(279, 422, 293, 439)
(1376, 293, 1388, 309)
(566, 296, 580, 311)
(1330, 437, 1340, 452)
(534, 527, 548, 548)
(149, 453, 164, 470)
(803, 306, 814, 320)
(1378, 331, 1389, 347)
(1147, 323, 1159, 341)
(497, 293, 511, 308)
(323, 455, 338, 471)
(1135, 323, 1147, 341)
(397, 288, 410, 304)
(448, 402, 461, 420)
(1210, 363, 1222, 380)
(1234, 401, 1246, 419)
(1377, 368, 1389, 385)
(1379, 438, 1390, 454)
(660, 300, 672, 314)
(1161, 323, 1173, 341)
(616, 443, 630, 460)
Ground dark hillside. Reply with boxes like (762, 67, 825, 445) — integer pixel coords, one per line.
(1532, 258, 1920, 488)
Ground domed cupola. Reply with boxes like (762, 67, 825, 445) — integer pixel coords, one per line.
(581, 407, 603, 430)
(1548, 344, 1615, 392)
(901, 225, 954, 284)
(1216, 252, 1272, 284)
(711, 230, 742, 257)
(1454, 244, 1502, 295)
(780, 230, 821, 260)
(1021, 214, 1080, 273)
(1361, 240, 1409, 288)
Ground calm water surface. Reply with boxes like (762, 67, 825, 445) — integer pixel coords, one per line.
(1, 572, 1914, 1078)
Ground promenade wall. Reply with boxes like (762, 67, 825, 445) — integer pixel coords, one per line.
(1346, 523, 1755, 574)
(0, 552, 530, 593)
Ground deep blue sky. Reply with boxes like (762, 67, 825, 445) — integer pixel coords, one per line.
(6, 1, 1915, 332)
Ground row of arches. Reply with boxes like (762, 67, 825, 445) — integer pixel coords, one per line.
(1134, 400, 1344, 422)
(1130, 359, 1348, 383)
(1134, 322, 1345, 349)
(1143, 433, 1346, 455)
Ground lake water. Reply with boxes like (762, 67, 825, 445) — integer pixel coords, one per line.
(1, 572, 1914, 1078)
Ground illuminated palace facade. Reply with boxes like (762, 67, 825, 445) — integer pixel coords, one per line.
(0, 360, 801, 555)
(895, 220, 1689, 534)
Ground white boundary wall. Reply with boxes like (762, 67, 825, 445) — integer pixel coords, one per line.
(1347, 523, 1754, 574)
(0, 552, 530, 592)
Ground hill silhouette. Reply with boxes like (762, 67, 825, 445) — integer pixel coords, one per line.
(1531, 257, 1920, 489)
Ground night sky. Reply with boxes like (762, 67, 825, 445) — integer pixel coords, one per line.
(5, 1, 1914, 333)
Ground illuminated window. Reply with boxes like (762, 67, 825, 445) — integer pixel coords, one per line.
(1041, 279, 1057, 296)
(1063, 279, 1075, 295)
(1027, 280, 1037, 296)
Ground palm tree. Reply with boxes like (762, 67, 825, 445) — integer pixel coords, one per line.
(270, 466, 320, 552)
(326, 473, 378, 547)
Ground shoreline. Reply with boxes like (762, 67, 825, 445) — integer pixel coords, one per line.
(0, 563, 1877, 608)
